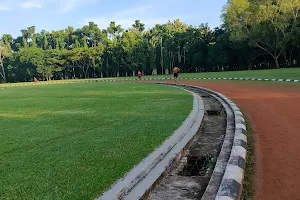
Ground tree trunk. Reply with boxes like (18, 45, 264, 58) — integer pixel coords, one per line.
(263, 56, 268, 68)
(101, 72, 103, 78)
(289, 47, 293, 66)
(283, 51, 288, 67)
(248, 63, 252, 70)
(183, 48, 186, 64)
(125, 71, 128, 77)
(165, 68, 169, 75)
(169, 51, 172, 73)
(117, 71, 120, 77)
(178, 47, 181, 63)
(106, 59, 109, 77)
(132, 71, 135, 76)
(152, 68, 157, 75)
(82, 69, 87, 79)
(275, 57, 280, 69)
(256, 43, 282, 69)
(0, 63, 6, 83)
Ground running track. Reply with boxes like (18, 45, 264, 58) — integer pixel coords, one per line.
(162, 80, 300, 200)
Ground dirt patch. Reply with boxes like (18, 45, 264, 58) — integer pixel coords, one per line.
(161, 80, 300, 200)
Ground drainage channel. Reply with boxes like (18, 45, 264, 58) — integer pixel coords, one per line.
(143, 86, 228, 200)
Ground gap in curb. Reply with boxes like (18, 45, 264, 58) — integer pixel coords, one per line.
(201, 95, 210, 98)
(179, 155, 216, 177)
(206, 110, 221, 116)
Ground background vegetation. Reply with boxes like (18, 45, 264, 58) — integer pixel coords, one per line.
(0, 0, 299, 83)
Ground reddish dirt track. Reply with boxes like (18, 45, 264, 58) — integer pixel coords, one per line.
(162, 80, 300, 200)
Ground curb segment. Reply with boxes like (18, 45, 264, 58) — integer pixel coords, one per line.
(155, 83, 247, 200)
(177, 84, 247, 200)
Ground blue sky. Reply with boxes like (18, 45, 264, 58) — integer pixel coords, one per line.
(0, 0, 227, 37)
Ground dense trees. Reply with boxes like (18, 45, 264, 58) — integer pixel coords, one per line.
(223, 0, 300, 69)
(0, 1, 299, 82)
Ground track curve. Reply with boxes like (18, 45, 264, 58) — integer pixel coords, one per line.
(161, 80, 300, 200)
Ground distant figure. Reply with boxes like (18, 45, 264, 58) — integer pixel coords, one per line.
(138, 71, 142, 82)
(33, 77, 38, 83)
(173, 67, 180, 83)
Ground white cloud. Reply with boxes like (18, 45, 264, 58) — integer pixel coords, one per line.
(116, 6, 152, 16)
(81, 6, 169, 30)
(0, 5, 10, 11)
(8, 0, 98, 12)
(20, 1, 43, 9)
(57, 0, 97, 13)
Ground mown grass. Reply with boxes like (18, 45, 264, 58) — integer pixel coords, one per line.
(0, 82, 192, 200)
(143, 68, 300, 80)
(92, 68, 299, 81)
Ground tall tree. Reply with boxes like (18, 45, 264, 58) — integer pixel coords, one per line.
(107, 21, 124, 40)
(0, 40, 11, 82)
(223, 0, 300, 68)
(132, 20, 145, 32)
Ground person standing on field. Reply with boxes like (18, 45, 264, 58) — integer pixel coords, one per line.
(173, 67, 180, 83)
(138, 71, 142, 82)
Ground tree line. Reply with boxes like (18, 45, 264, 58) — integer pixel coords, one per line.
(0, 0, 299, 82)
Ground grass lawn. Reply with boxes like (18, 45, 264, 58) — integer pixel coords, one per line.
(145, 68, 300, 80)
(96, 68, 300, 81)
(0, 82, 192, 200)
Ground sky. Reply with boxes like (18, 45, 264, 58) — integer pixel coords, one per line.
(0, 0, 227, 37)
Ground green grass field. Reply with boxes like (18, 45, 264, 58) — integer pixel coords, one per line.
(143, 68, 300, 80)
(0, 82, 192, 200)
(1, 68, 300, 87)
(89, 68, 298, 81)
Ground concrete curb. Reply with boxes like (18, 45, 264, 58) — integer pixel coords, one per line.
(98, 87, 205, 200)
(181, 84, 247, 200)
(138, 82, 247, 200)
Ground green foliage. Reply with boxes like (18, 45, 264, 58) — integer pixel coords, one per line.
(1, 8, 300, 82)
(223, 0, 300, 68)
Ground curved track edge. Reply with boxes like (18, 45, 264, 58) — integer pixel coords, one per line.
(98, 82, 247, 200)
(98, 87, 205, 200)
(152, 83, 247, 200)
(184, 84, 247, 200)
